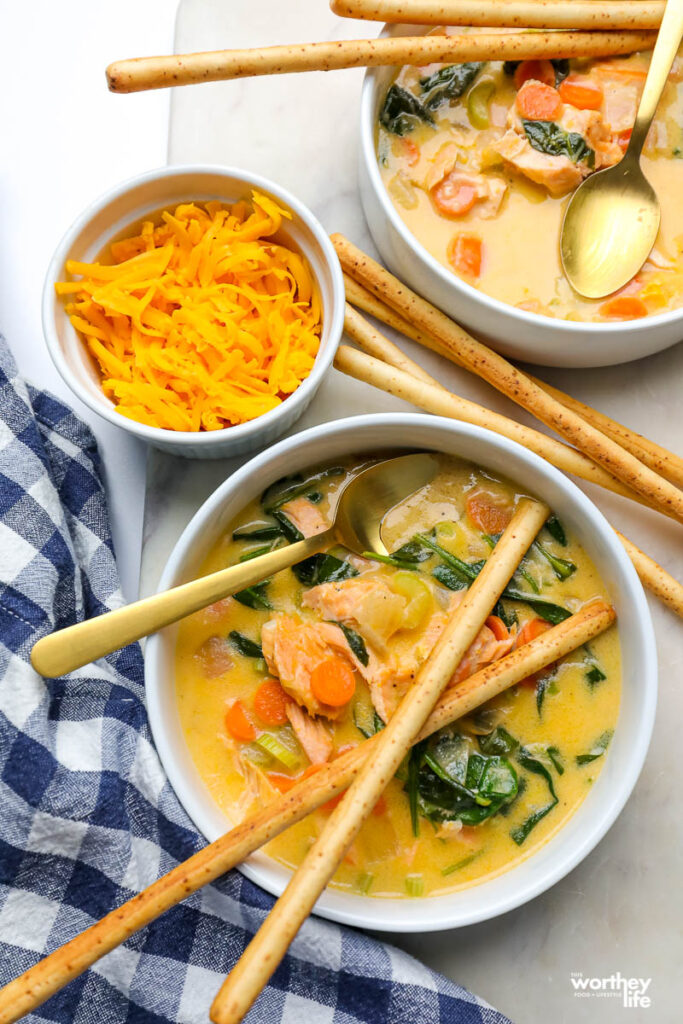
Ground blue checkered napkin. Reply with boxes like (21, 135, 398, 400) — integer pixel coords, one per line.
(0, 335, 513, 1024)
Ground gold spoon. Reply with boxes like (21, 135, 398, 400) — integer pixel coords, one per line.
(30, 453, 438, 678)
(560, 0, 683, 298)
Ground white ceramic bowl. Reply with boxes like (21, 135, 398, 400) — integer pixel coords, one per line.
(145, 413, 656, 932)
(42, 165, 344, 458)
(359, 23, 683, 368)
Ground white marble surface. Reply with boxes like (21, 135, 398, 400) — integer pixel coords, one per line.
(1, 0, 176, 602)
(139, 2, 683, 1020)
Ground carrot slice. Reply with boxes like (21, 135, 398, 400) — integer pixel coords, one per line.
(516, 617, 552, 648)
(516, 81, 563, 121)
(267, 764, 319, 793)
(515, 617, 554, 686)
(465, 490, 514, 535)
(310, 657, 356, 707)
(485, 615, 509, 642)
(372, 795, 388, 817)
(398, 137, 420, 166)
(558, 76, 603, 111)
(514, 59, 556, 90)
(254, 678, 291, 725)
(225, 700, 257, 742)
(447, 233, 483, 278)
(616, 128, 632, 152)
(267, 773, 296, 793)
(598, 295, 648, 319)
(593, 63, 647, 81)
(431, 177, 478, 218)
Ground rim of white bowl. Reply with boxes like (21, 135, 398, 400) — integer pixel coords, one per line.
(41, 163, 344, 448)
(145, 413, 657, 932)
(359, 34, 683, 339)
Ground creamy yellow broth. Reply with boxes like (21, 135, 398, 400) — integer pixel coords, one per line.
(377, 38, 683, 321)
(175, 457, 620, 898)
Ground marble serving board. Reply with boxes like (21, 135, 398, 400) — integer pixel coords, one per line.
(139, 2, 683, 1020)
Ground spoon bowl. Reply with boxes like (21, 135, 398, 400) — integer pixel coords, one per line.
(30, 453, 438, 677)
(561, 155, 660, 299)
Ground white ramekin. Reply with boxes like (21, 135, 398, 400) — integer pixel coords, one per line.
(145, 413, 656, 932)
(358, 23, 683, 368)
(42, 165, 344, 458)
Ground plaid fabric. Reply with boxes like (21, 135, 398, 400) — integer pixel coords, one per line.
(0, 336, 513, 1024)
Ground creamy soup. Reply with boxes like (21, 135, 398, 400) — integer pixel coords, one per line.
(377, 35, 683, 321)
(175, 457, 620, 898)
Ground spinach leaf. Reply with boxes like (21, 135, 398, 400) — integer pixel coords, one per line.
(239, 544, 276, 562)
(228, 631, 263, 658)
(586, 664, 607, 686)
(261, 466, 344, 511)
(517, 743, 559, 801)
(534, 541, 577, 581)
(419, 62, 484, 111)
(392, 538, 434, 563)
(367, 538, 433, 568)
(418, 533, 482, 582)
(234, 581, 273, 611)
(432, 563, 470, 591)
(585, 649, 607, 688)
(272, 511, 304, 543)
(422, 531, 571, 622)
(545, 514, 567, 546)
(478, 726, 519, 757)
(510, 742, 563, 844)
(522, 120, 595, 167)
(379, 84, 434, 136)
(502, 590, 571, 624)
(515, 565, 541, 594)
(576, 729, 613, 765)
(411, 730, 518, 829)
(233, 523, 283, 541)
(292, 552, 359, 587)
(510, 801, 557, 845)
(535, 671, 555, 715)
(338, 622, 369, 666)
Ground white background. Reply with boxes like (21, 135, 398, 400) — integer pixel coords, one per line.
(0, 0, 177, 600)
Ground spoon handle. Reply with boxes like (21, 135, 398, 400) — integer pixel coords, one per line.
(629, 0, 683, 154)
(29, 530, 333, 678)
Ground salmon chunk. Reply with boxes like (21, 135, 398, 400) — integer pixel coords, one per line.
(280, 496, 329, 537)
(449, 620, 515, 685)
(494, 130, 583, 196)
(302, 578, 408, 649)
(286, 702, 333, 763)
(261, 614, 355, 719)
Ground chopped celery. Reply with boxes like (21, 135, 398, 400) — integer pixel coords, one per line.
(356, 872, 374, 894)
(467, 77, 495, 129)
(405, 874, 424, 897)
(256, 732, 300, 769)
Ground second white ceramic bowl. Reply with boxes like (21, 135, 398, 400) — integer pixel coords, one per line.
(43, 165, 344, 458)
(359, 23, 683, 368)
(145, 413, 656, 932)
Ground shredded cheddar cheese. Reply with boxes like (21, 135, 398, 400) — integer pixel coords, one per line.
(57, 193, 322, 431)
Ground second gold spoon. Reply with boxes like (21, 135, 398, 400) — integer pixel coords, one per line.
(560, 0, 683, 298)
